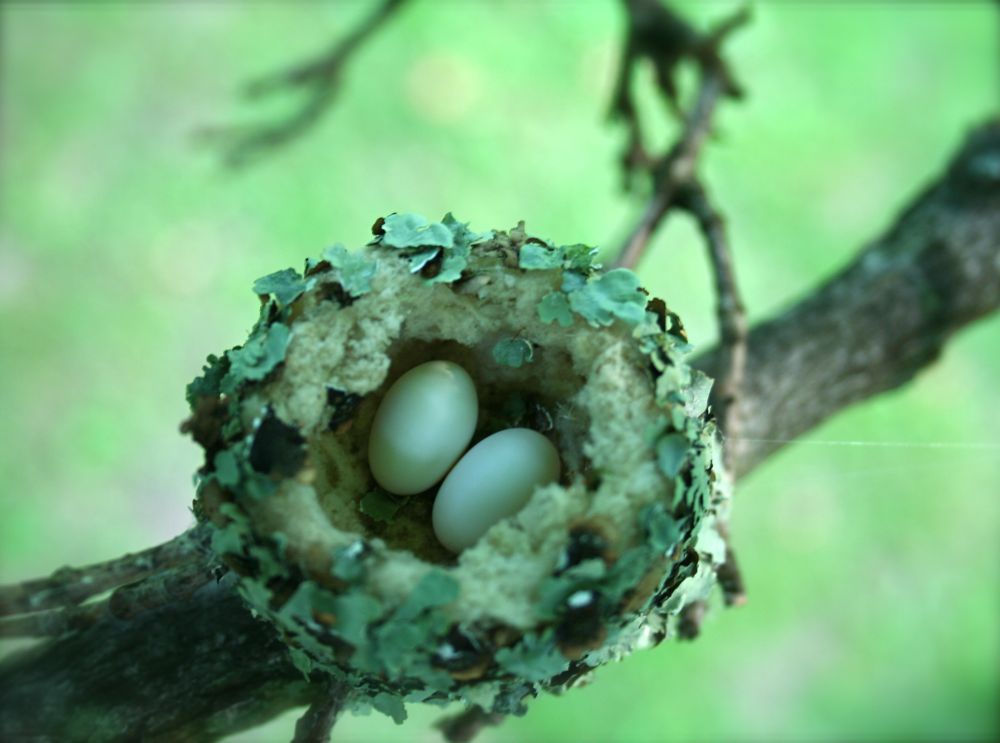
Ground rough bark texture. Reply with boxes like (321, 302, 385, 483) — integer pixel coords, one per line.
(1, 121, 998, 742)
(698, 120, 1000, 477)
(0, 580, 317, 742)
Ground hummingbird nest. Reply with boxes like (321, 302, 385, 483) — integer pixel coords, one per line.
(184, 213, 730, 723)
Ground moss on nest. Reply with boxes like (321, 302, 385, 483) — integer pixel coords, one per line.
(184, 213, 730, 722)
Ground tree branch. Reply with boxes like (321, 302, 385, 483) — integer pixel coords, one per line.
(0, 580, 322, 742)
(0, 600, 107, 639)
(202, 0, 408, 168)
(610, 2, 750, 270)
(675, 179, 748, 462)
(0, 524, 210, 617)
(434, 705, 505, 743)
(609, 3, 750, 497)
(1, 119, 997, 742)
(698, 119, 1000, 478)
(292, 681, 351, 743)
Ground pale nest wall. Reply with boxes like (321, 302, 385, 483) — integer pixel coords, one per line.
(247, 251, 673, 628)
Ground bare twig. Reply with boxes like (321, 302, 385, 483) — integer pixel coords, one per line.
(676, 599, 707, 640)
(608, 3, 750, 519)
(0, 524, 209, 617)
(435, 705, 505, 743)
(611, 2, 751, 270)
(0, 526, 214, 638)
(608, 0, 698, 185)
(608, 0, 745, 183)
(714, 521, 747, 607)
(612, 71, 726, 270)
(202, 0, 407, 168)
(291, 682, 351, 743)
(674, 179, 748, 465)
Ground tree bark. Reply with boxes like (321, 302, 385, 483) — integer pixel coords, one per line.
(699, 120, 1000, 477)
(1, 121, 998, 742)
(0, 580, 317, 742)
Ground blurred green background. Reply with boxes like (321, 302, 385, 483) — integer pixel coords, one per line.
(2, 1, 998, 741)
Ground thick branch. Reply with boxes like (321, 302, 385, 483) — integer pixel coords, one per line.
(695, 120, 1000, 477)
(0, 601, 107, 639)
(1, 122, 998, 742)
(0, 579, 323, 742)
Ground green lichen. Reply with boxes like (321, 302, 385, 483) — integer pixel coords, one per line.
(359, 489, 410, 523)
(566, 268, 647, 328)
(375, 212, 491, 283)
(518, 240, 598, 273)
(323, 245, 378, 297)
(381, 213, 454, 250)
(537, 292, 574, 327)
(222, 322, 291, 391)
(185, 354, 226, 406)
(491, 338, 534, 368)
(495, 631, 569, 682)
(252, 268, 310, 308)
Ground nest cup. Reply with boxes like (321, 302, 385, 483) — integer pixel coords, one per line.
(184, 213, 731, 722)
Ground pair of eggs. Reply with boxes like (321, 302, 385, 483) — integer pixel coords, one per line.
(367, 361, 561, 552)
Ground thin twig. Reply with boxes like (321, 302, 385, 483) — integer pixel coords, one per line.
(202, 0, 407, 168)
(0, 533, 216, 637)
(713, 520, 747, 607)
(608, 2, 750, 473)
(677, 599, 707, 640)
(435, 705, 505, 743)
(675, 179, 748, 465)
(0, 524, 209, 617)
(608, 6, 751, 630)
(610, 2, 751, 270)
(291, 682, 351, 743)
(613, 72, 726, 270)
(0, 600, 108, 639)
(608, 0, 699, 187)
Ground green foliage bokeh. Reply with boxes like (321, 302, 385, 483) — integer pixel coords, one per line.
(1, 2, 997, 741)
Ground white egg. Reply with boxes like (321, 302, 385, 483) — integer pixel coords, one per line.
(432, 428, 561, 553)
(368, 360, 478, 495)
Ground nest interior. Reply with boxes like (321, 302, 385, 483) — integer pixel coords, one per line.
(245, 251, 674, 630)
